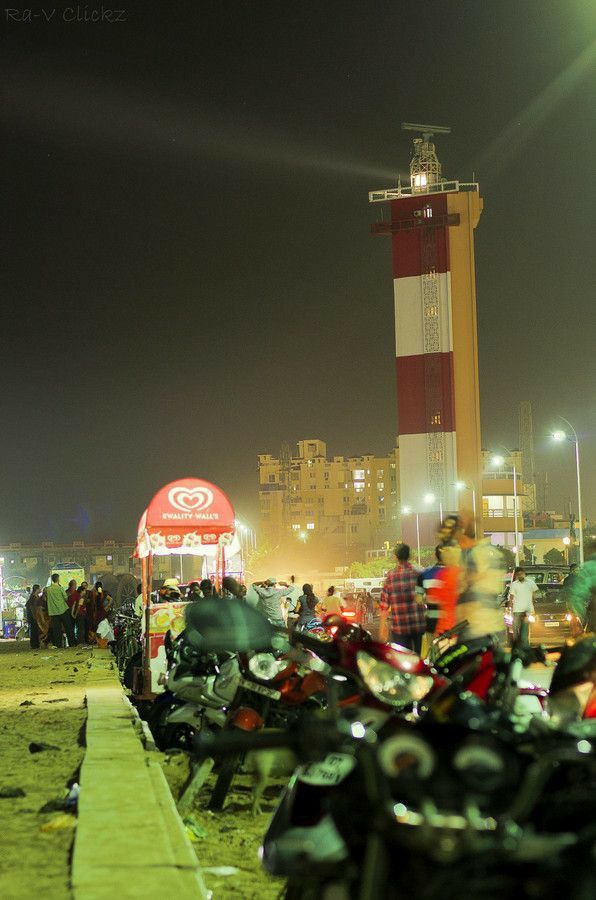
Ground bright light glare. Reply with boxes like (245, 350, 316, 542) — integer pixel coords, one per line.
(351, 721, 366, 739)
(491, 455, 505, 467)
(401, 506, 412, 514)
(562, 536, 571, 545)
(423, 493, 435, 504)
(454, 481, 466, 491)
(552, 430, 566, 442)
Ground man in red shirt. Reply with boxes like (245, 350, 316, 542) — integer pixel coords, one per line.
(380, 544, 426, 653)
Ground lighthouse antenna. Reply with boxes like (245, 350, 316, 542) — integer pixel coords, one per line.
(402, 122, 452, 142)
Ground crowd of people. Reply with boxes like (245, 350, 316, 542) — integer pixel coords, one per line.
(25, 576, 114, 650)
(240, 515, 595, 653)
(24, 520, 595, 654)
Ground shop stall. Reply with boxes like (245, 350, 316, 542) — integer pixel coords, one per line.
(134, 477, 238, 696)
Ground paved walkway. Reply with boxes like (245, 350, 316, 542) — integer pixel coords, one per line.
(72, 651, 208, 899)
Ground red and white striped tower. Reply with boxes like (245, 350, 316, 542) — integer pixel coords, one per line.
(370, 125, 483, 543)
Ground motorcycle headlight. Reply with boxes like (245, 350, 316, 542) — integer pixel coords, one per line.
(356, 651, 434, 708)
(248, 652, 287, 681)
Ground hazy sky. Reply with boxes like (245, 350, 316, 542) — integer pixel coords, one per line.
(1, 1, 594, 541)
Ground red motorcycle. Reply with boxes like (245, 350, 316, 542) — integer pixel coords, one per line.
(208, 646, 326, 811)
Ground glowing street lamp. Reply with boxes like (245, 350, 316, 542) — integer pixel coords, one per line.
(552, 418, 584, 566)
(423, 491, 443, 522)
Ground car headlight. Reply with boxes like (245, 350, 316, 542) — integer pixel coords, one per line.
(248, 652, 287, 681)
(356, 650, 434, 708)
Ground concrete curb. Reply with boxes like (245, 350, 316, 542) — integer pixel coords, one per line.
(72, 650, 208, 899)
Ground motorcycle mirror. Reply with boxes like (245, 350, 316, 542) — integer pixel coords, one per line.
(184, 599, 274, 652)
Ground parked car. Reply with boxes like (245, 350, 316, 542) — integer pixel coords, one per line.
(504, 565, 580, 646)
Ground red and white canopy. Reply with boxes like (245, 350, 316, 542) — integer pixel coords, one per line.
(135, 478, 238, 558)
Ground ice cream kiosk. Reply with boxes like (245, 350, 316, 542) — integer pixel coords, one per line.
(134, 477, 239, 696)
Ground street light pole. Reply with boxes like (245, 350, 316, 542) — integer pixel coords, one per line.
(493, 448, 519, 565)
(455, 481, 477, 520)
(554, 417, 584, 566)
(415, 513, 421, 567)
(512, 462, 519, 565)
(402, 507, 421, 567)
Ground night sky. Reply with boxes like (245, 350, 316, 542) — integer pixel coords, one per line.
(1, 1, 595, 542)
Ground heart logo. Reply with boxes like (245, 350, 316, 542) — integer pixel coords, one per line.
(168, 486, 213, 513)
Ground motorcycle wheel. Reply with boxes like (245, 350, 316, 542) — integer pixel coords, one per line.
(146, 701, 195, 752)
(122, 650, 142, 690)
(161, 722, 194, 752)
(208, 751, 242, 812)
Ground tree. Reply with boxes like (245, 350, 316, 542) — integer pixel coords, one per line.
(348, 557, 393, 578)
(495, 545, 515, 569)
(348, 546, 437, 577)
(544, 548, 565, 566)
(243, 539, 279, 582)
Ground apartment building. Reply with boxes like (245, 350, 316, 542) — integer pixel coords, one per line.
(258, 439, 400, 559)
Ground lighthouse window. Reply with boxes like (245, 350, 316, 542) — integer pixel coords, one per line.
(423, 205, 433, 218)
(431, 413, 442, 425)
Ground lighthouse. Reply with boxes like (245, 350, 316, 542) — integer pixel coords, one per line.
(370, 124, 483, 540)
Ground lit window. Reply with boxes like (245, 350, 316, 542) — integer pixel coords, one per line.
(377, 482, 385, 490)
(306, 523, 315, 530)
(423, 205, 433, 218)
(413, 172, 427, 189)
(292, 524, 300, 531)
(353, 469, 365, 480)
(431, 413, 442, 425)
(354, 482, 365, 493)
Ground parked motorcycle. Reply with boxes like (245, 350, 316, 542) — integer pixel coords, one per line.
(197, 660, 596, 900)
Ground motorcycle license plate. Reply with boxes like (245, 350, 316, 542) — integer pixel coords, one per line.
(238, 676, 281, 700)
(298, 753, 356, 786)
(543, 622, 560, 627)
